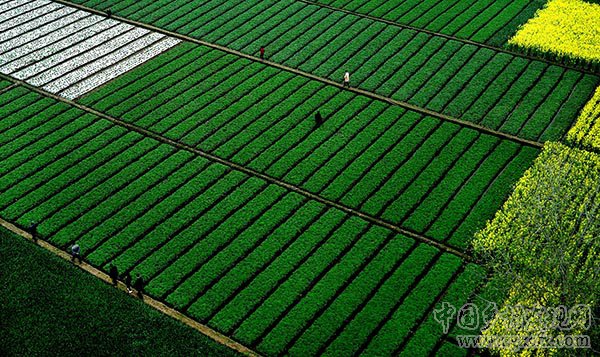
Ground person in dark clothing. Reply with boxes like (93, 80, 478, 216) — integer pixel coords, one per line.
(71, 243, 81, 263)
(106, 9, 112, 17)
(134, 274, 144, 299)
(259, 47, 265, 60)
(28, 222, 38, 242)
(315, 111, 324, 127)
(109, 265, 119, 286)
(124, 273, 132, 293)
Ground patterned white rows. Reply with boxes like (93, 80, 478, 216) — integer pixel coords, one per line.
(0, 2, 57, 32)
(0, 0, 36, 14)
(0, 0, 180, 99)
(0, 9, 84, 53)
(21, 24, 139, 84)
(43, 31, 165, 93)
(60, 37, 181, 100)
(0, 14, 104, 67)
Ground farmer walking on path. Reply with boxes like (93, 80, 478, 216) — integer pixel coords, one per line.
(71, 242, 81, 263)
(315, 111, 324, 127)
(134, 274, 145, 299)
(260, 46, 265, 60)
(28, 221, 38, 242)
(109, 265, 119, 286)
(343, 71, 350, 88)
(124, 272, 132, 293)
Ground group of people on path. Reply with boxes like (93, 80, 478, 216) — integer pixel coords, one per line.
(109, 264, 145, 298)
(72, 242, 145, 298)
(28, 223, 146, 299)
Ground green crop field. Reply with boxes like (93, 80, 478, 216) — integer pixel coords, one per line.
(77, 42, 540, 250)
(0, 84, 485, 355)
(306, 0, 547, 45)
(75, 0, 546, 45)
(0, 0, 598, 356)
(64, 0, 599, 142)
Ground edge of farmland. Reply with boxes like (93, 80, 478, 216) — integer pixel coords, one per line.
(0, 217, 263, 357)
(296, 0, 599, 76)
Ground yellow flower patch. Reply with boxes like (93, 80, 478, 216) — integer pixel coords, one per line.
(509, 0, 600, 63)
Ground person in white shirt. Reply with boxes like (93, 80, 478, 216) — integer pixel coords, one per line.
(343, 71, 350, 88)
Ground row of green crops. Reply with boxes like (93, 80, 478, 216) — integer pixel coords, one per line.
(78, 42, 540, 250)
(472, 142, 600, 354)
(64, 0, 599, 142)
(310, 0, 546, 46)
(0, 84, 482, 356)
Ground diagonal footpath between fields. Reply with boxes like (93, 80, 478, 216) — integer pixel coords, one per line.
(0, 83, 19, 95)
(0, 217, 263, 357)
(0, 74, 473, 261)
(297, 0, 599, 76)
(50, 0, 543, 149)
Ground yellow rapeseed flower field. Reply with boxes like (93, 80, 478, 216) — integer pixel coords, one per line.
(473, 143, 600, 356)
(513, 0, 600, 149)
(509, 0, 600, 63)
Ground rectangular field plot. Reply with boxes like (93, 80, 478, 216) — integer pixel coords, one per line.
(0, 84, 483, 356)
(64, 0, 599, 142)
(0, 0, 180, 99)
(79, 42, 540, 250)
(310, 0, 546, 45)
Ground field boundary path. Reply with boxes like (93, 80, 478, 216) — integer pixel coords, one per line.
(0, 73, 473, 261)
(0, 217, 263, 357)
(297, 0, 598, 76)
(48, 0, 543, 149)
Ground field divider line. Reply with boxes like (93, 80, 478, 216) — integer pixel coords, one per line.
(0, 72, 473, 262)
(50, 0, 543, 149)
(0, 82, 19, 94)
(0, 217, 263, 357)
(430, 270, 492, 354)
(297, 0, 599, 76)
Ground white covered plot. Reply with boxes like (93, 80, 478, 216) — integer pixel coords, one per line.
(18, 24, 138, 83)
(0, 15, 105, 70)
(0, 0, 180, 99)
(0, 2, 60, 32)
(43, 31, 165, 94)
(0, 0, 35, 13)
(60, 37, 181, 100)
(0, 9, 85, 53)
